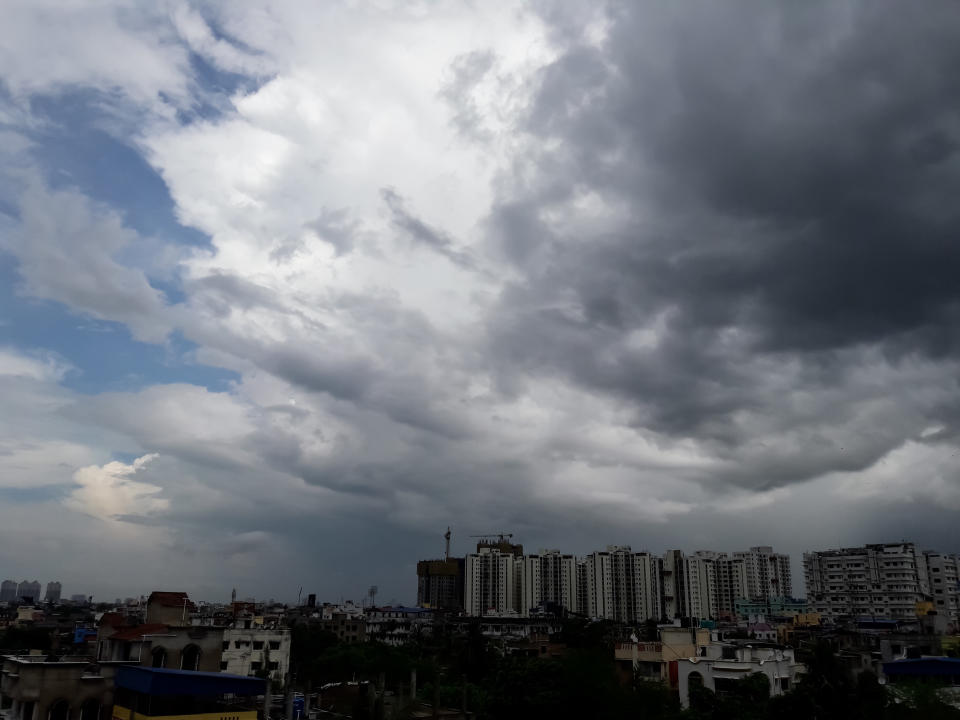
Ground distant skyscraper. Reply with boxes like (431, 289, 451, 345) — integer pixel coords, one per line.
(45, 581, 62, 604)
(0, 580, 17, 603)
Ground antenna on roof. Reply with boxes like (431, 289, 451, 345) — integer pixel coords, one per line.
(445, 527, 452, 561)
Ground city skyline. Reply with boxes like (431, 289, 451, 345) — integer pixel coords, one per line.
(3, 1, 960, 605)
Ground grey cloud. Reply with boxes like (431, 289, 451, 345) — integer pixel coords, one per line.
(440, 49, 496, 142)
(296, 207, 359, 258)
(381, 187, 477, 270)
(4, 181, 171, 342)
(482, 0, 960, 489)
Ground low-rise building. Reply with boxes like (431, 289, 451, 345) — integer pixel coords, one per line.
(144, 592, 195, 627)
(112, 666, 264, 720)
(316, 613, 366, 644)
(0, 655, 135, 720)
(364, 608, 434, 647)
(677, 642, 805, 708)
(615, 627, 711, 685)
(96, 617, 224, 673)
(220, 627, 290, 682)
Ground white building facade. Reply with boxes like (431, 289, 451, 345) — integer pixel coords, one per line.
(463, 544, 789, 622)
(465, 548, 517, 616)
(677, 644, 805, 708)
(804, 542, 931, 620)
(221, 627, 291, 683)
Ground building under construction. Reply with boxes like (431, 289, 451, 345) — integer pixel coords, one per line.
(416, 527, 465, 610)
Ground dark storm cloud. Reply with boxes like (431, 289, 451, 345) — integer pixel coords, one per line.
(484, 1, 960, 487)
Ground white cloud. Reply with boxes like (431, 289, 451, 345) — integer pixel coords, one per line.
(0, 1, 190, 115)
(67, 453, 168, 521)
(3, 180, 173, 342)
(0, 347, 72, 382)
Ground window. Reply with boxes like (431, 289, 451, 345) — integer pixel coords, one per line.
(220, 661, 228, 670)
(234, 641, 242, 648)
(251, 661, 262, 671)
(181, 644, 202, 671)
(222, 641, 230, 650)
(253, 641, 264, 650)
(269, 641, 281, 650)
(49, 700, 70, 720)
(268, 661, 279, 670)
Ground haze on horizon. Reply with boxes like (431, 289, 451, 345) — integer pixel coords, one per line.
(1, 0, 959, 605)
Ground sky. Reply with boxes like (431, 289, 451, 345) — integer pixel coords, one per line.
(1, 1, 960, 605)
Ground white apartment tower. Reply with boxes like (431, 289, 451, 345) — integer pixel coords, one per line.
(733, 546, 792, 600)
(515, 550, 579, 617)
(465, 547, 517, 616)
(804, 542, 930, 620)
(578, 547, 663, 623)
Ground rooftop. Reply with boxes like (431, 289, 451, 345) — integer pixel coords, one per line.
(115, 666, 266, 696)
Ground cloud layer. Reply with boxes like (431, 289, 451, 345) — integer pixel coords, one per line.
(1, 0, 959, 602)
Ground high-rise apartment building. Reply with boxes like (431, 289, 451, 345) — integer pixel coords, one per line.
(922, 551, 960, 624)
(45, 581, 62, 604)
(662, 550, 691, 620)
(804, 542, 930, 620)
(465, 547, 517, 616)
(456, 542, 788, 621)
(0, 580, 17, 604)
(416, 558, 464, 610)
(577, 547, 663, 623)
(733, 546, 792, 600)
(16, 580, 41, 604)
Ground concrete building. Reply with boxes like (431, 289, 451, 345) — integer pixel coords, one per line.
(0, 581, 17, 604)
(16, 582, 41, 605)
(316, 612, 366, 643)
(44, 583, 61, 605)
(416, 558, 464, 611)
(96, 615, 224, 672)
(465, 547, 518, 617)
(804, 542, 931, 620)
(516, 550, 579, 617)
(735, 596, 806, 620)
(220, 627, 290, 682)
(923, 551, 960, 627)
(365, 607, 434, 646)
(615, 627, 711, 684)
(662, 550, 691, 620)
(0, 655, 135, 720)
(577, 547, 664, 623)
(733, 546, 792, 601)
(677, 643, 805, 708)
(144, 592, 196, 626)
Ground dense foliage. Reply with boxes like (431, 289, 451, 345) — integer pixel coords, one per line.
(288, 623, 960, 720)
